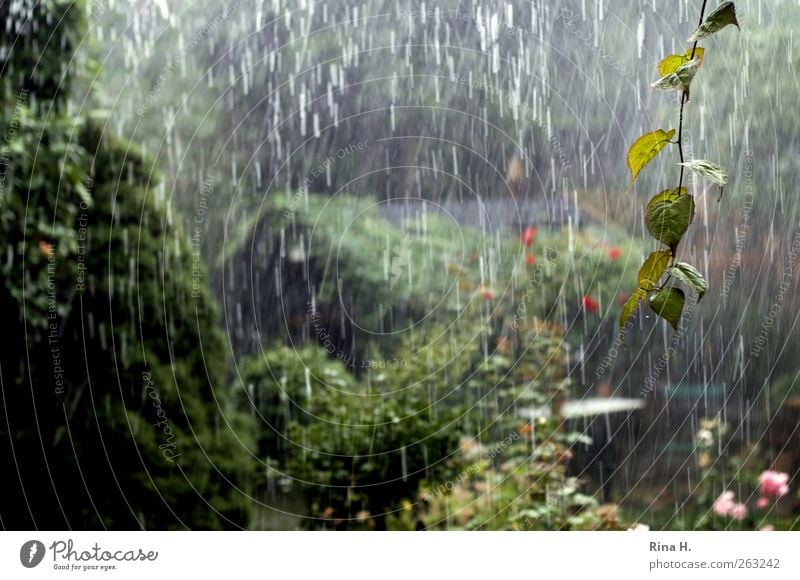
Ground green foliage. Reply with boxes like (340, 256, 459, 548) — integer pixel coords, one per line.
(0, 111, 89, 335)
(245, 192, 480, 329)
(0, 0, 86, 107)
(679, 159, 729, 188)
(238, 302, 603, 530)
(0, 0, 257, 529)
(221, 186, 644, 530)
(688, 1, 740, 42)
(421, 457, 625, 531)
(232, 191, 640, 359)
(282, 333, 467, 530)
(668, 263, 708, 301)
(620, 290, 646, 332)
(417, 326, 624, 531)
(620, 1, 739, 334)
(645, 188, 694, 248)
(625, 129, 676, 191)
(234, 345, 356, 471)
(649, 287, 686, 331)
(657, 48, 705, 77)
(0, 108, 258, 528)
(637, 250, 672, 291)
(651, 57, 702, 100)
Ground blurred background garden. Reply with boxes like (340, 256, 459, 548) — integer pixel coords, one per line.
(1, 0, 799, 531)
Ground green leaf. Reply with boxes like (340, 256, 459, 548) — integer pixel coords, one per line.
(667, 262, 707, 301)
(626, 129, 676, 192)
(651, 58, 702, 100)
(637, 250, 672, 290)
(649, 287, 685, 331)
(657, 48, 705, 77)
(645, 188, 695, 248)
(74, 182, 92, 206)
(619, 289, 647, 332)
(688, 1, 740, 42)
(678, 159, 728, 187)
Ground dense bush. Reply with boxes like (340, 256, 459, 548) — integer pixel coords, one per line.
(234, 344, 357, 471)
(0, 0, 256, 529)
(416, 324, 626, 531)
(234, 235, 637, 529)
(237, 330, 473, 529)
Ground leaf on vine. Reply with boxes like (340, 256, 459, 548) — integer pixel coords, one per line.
(667, 262, 708, 301)
(645, 188, 695, 248)
(688, 1, 740, 42)
(649, 287, 685, 331)
(637, 250, 672, 291)
(657, 48, 705, 77)
(619, 289, 647, 333)
(651, 58, 702, 100)
(626, 129, 676, 191)
(679, 159, 728, 188)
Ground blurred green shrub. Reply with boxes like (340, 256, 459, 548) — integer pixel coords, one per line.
(0, 0, 257, 529)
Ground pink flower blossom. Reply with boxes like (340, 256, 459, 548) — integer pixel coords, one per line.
(729, 503, 748, 521)
(756, 497, 770, 509)
(713, 491, 735, 516)
(758, 470, 790, 498)
(760, 525, 775, 531)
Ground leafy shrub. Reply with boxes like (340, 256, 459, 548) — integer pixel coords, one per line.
(0, 0, 257, 529)
(418, 323, 625, 530)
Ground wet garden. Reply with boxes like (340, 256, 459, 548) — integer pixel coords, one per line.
(1, 0, 798, 531)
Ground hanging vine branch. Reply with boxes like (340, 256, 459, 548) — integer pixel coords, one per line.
(620, 1, 739, 334)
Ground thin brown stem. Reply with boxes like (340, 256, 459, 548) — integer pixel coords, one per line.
(673, 0, 710, 256)
(689, 0, 710, 60)
(677, 101, 686, 193)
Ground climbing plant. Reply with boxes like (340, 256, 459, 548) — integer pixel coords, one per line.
(620, 1, 739, 333)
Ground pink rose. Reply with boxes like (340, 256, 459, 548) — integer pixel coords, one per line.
(713, 491, 735, 516)
(758, 470, 790, 498)
(729, 503, 748, 521)
(756, 497, 770, 509)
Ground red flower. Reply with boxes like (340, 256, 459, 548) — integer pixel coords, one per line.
(526, 253, 536, 266)
(582, 295, 599, 313)
(521, 226, 537, 247)
(608, 247, 621, 261)
(479, 284, 494, 301)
